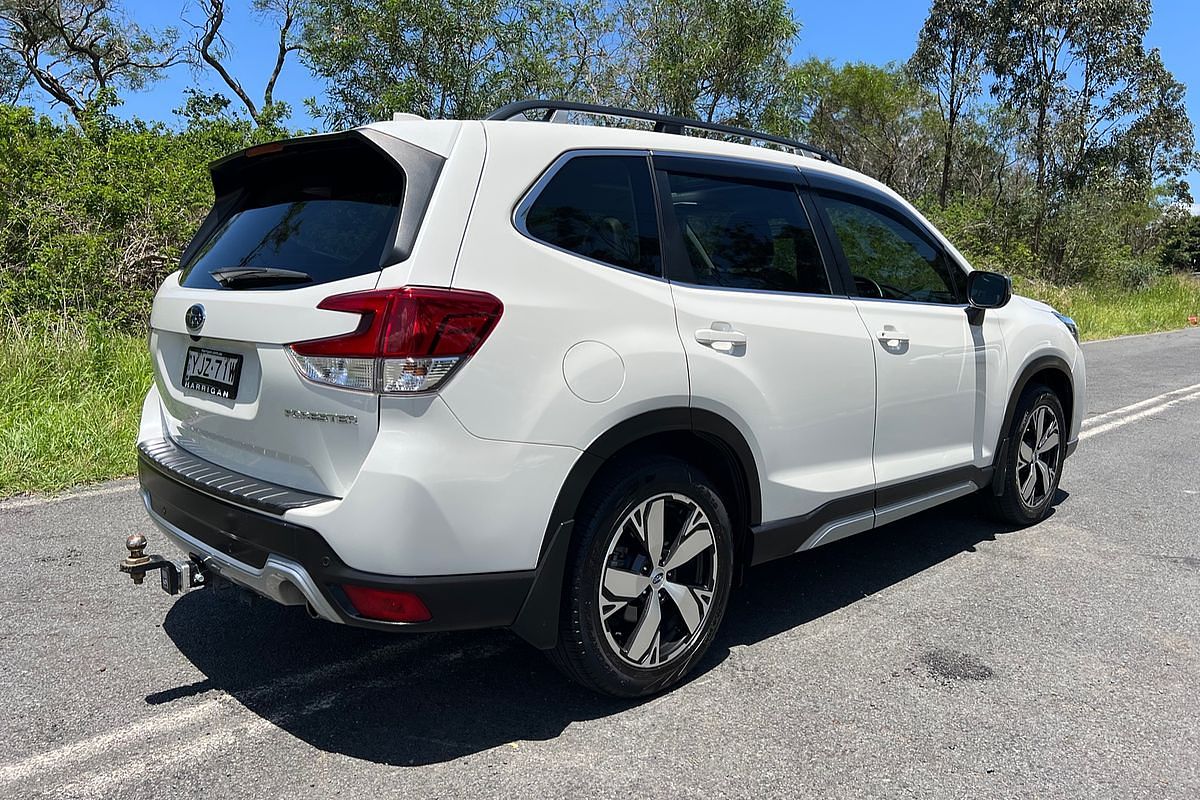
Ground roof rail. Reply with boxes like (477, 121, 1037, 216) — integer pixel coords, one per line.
(485, 100, 841, 165)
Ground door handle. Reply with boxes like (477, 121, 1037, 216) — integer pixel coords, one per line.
(695, 325, 747, 350)
(876, 328, 909, 350)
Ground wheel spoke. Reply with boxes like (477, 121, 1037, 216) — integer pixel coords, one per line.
(1035, 459, 1052, 500)
(1033, 407, 1045, 443)
(662, 580, 708, 634)
(1018, 441, 1035, 465)
(635, 498, 666, 565)
(603, 566, 649, 600)
(600, 600, 628, 621)
(1037, 431, 1059, 455)
(624, 589, 662, 664)
(664, 523, 715, 572)
(1019, 465, 1037, 504)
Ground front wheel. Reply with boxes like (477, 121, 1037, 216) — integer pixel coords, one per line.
(986, 384, 1066, 525)
(548, 457, 734, 697)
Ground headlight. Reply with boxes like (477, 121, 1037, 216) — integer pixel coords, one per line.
(1053, 312, 1079, 343)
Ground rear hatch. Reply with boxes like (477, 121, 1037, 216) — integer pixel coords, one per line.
(148, 130, 443, 497)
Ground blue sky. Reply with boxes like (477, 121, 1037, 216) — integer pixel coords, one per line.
(105, 1, 1200, 201)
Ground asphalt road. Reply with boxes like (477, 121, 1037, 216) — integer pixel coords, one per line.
(1, 328, 1198, 799)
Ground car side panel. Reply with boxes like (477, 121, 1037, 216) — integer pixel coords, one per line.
(438, 128, 690, 451)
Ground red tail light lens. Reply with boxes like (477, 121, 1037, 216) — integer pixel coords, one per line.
(341, 585, 432, 623)
(288, 287, 502, 392)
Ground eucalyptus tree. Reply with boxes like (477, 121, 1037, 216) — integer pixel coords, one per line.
(909, 0, 991, 208)
(0, 0, 181, 120)
(299, 0, 612, 126)
(612, 0, 798, 123)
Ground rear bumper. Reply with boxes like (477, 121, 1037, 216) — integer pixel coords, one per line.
(138, 446, 535, 633)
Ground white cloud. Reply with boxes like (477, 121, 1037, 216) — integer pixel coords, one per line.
(1192, 203, 1200, 216)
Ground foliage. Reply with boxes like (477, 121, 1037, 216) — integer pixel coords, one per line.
(0, 313, 149, 496)
(1159, 210, 1200, 273)
(613, 0, 797, 122)
(300, 0, 612, 126)
(0, 94, 284, 324)
(908, 0, 989, 208)
(0, 0, 182, 121)
(1014, 272, 1200, 341)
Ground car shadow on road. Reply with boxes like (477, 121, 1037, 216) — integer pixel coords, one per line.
(160, 490, 1066, 766)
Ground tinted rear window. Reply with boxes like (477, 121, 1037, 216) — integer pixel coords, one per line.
(180, 142, 403, 290)
(522, 155, 661, 276)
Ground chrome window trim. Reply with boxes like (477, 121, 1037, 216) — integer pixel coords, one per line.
(668, 280, 851, 301)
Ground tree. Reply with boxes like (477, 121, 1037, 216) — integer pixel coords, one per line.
(985, 0, 1193, 274)
(187, 0, 302, 125)
(613, 0, 797, 123)
(909, 0, 990, 208)
(763, 59, 937, 200)
(299, 0, 611, 126)
(0, 0, 181, 121)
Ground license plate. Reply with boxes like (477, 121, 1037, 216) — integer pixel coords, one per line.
(183, 347, 243, 399)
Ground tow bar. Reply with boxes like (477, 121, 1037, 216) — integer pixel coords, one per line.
(119, 533, 209, 595)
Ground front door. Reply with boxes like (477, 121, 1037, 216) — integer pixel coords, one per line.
(811, 189, 985, 492)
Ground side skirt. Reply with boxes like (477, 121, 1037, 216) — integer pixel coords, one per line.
(749, 466, 993, 567)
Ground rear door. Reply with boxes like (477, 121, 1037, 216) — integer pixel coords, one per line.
(148, 129, 453, 497)
(654, 156, 877, 528)
(809, 184, 982, 491)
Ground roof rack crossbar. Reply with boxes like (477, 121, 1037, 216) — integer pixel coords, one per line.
(485, 100, 840, 165)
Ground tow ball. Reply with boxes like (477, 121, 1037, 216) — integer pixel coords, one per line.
(119, 533, 208, 595)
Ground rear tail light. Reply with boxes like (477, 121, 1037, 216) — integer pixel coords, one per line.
(341, 585, 432, 623)
(288, 286, 503, 393)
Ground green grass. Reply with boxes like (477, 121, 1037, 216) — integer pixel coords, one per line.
(0, 315, 151, 497)
(1, 272, 1198, 498)
(1014, 272, 1200, 341)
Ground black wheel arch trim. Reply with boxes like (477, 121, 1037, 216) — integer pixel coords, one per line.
(991, 353, 1075, 496)
(510, 407, 762, 649)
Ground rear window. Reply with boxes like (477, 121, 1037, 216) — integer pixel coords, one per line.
(180, 142, 404, 290)
(522, 155, 661, 276)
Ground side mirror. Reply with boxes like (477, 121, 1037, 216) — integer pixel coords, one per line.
(966, 271, 1011, 323)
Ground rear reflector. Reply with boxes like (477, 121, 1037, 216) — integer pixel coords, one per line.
(341, 585, 432, 623)
(288, 286, 502, 393)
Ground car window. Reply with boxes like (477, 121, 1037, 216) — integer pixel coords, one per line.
(818, 194, 963, 304)
(664, 172, 830, 294)
(180, 141, 404, 290)
(523, 155, 661, 276)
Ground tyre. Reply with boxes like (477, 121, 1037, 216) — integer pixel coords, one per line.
(986, 384, 1066, 525)
(548, 457, 734, 697)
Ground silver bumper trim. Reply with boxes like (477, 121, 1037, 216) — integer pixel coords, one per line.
(140, 489, 342, 622)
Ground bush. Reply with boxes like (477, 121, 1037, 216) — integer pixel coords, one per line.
(0, 96, 290, 326)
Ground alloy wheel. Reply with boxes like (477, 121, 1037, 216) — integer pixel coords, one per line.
(598, 493, 719, 668)
(1016, 405, 1060, 509)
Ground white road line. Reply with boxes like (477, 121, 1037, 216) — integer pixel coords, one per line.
(1081, 383, 1200, 429)
(0, 641, 416, 785)
(1080, 388, 1200, 441)
(50, 643, 506, 798)
(0, 697, 231, 784)
(0, 481, 137, 510)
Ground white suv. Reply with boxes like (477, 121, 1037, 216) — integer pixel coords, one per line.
(131, 101, 1085, 696)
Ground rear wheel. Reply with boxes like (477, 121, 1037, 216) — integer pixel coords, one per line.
(987, 384, 1066, 525)
(548, 457, 733, 697)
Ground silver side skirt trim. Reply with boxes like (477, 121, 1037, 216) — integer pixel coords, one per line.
(799, 510, 875, 551)
(873, 481, 978, 527)
(797, 480, 980, 554)
(141, 490, 342, 623)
